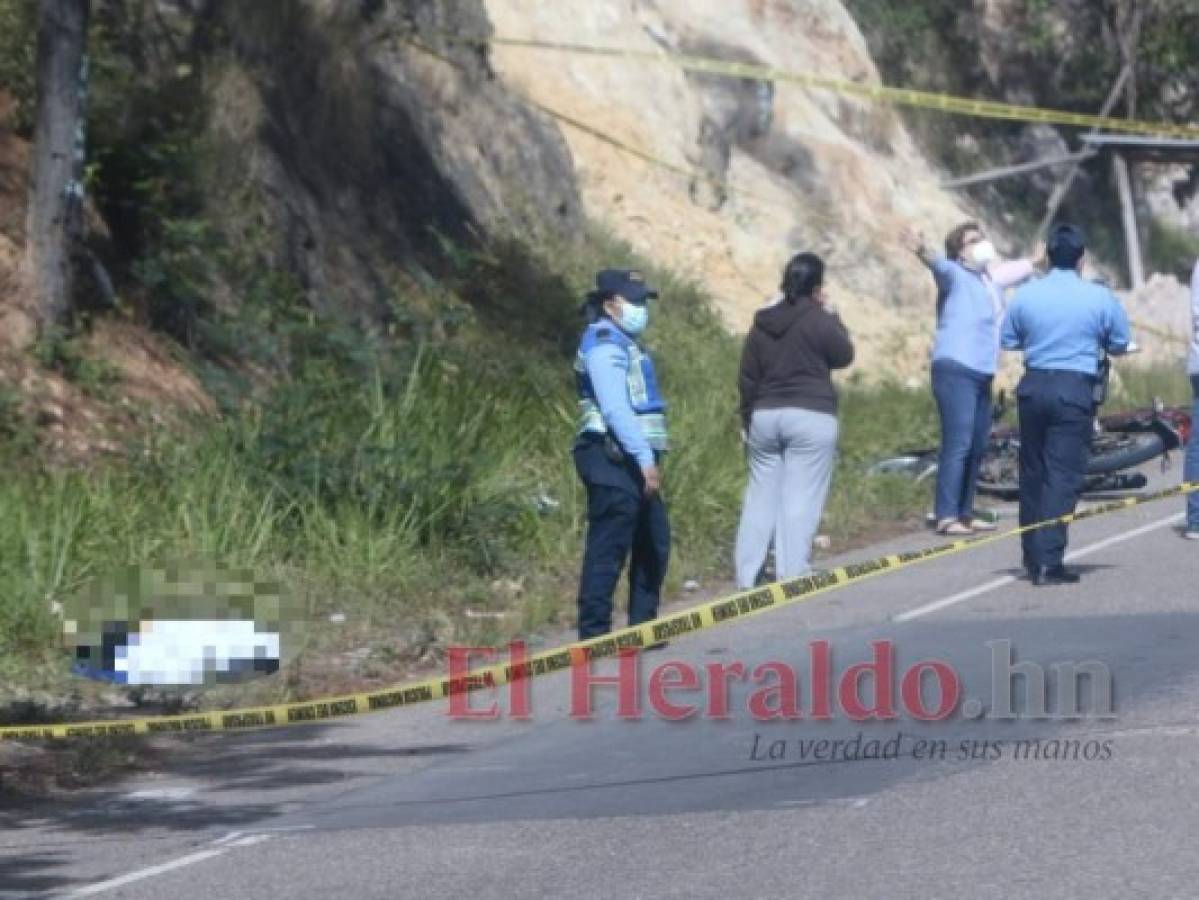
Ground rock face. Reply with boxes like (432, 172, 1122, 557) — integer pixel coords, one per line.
(1119, 274, 1195, 372)
(481, 0, 988, 373)
(1144, 164, 1199, 238)
(3, 0, 584, 342)
(199, 0, 583, 320)
(182, 0, 1198, 380)
(11, 0, 1190, 382)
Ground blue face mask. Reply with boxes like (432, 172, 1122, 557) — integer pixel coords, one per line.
(619, 302, 649, 335)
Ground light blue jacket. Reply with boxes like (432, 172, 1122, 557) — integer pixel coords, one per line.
(927, 256, 1033, 375)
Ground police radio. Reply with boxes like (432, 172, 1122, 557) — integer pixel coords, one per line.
(1093, 352, 1110, 408)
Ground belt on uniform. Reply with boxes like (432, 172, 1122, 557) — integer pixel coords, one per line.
(574, 431, 664, 465)
(1024, 368, 1097, 382)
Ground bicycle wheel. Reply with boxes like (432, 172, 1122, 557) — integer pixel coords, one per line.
(1085, 433, 1164, 474)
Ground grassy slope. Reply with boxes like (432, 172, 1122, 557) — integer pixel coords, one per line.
(2, 262, 1193, 728)
(1, 0, 1191, 706)
(0, 230, 958, 703)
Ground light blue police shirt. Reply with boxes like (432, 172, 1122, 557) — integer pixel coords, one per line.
(1001, 269, 1131, 375)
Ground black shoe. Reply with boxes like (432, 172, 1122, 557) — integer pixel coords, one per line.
(1031, 565, 1080, 586)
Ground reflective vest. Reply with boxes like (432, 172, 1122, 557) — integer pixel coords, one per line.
(574, 322, 668, 452)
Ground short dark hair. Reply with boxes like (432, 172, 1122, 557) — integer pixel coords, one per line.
(944, 221, 981, 259)
(1047, 223, 1086, 269)
(781, 252, 824, 302)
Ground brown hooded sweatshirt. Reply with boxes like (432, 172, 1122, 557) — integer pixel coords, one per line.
(737, 296, 855, 429)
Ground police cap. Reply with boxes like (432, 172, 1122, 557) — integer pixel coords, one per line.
(594, 269, 659, 306)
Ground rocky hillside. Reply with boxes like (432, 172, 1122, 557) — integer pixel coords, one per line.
(845, 0, 1198, 367)
(1, 0, 1196, 403)
(483, 0, 981, 371)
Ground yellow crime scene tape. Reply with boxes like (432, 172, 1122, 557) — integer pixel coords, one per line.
(537, 107, 1195, 344)
(3, 481, 1196, 742)
(437, 34, 1199, 140)
(6, 35, 1192, 743)
(409, 35, 1199, 321)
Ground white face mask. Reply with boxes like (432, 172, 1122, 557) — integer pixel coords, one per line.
(618, 302, 649, 335)
(970, 240, 996, 268)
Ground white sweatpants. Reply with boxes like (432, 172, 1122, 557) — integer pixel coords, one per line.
(734, 407, 839, 589)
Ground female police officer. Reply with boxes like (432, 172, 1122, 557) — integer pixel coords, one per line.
(573, 269, 670, 640)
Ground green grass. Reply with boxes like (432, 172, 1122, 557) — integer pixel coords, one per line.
(1148, 220, 1199, 285)
(1111, 362, 1194, 410)
(0, 0, 36, 133)
(12, 233, 1182, 705)
(0, 231, 945, 704)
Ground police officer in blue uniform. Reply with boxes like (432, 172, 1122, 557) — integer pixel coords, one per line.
(1001, 224, 1132, 585)
(573, 269, 670, 639)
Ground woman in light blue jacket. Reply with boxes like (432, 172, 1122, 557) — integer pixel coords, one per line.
(903, 221, 1037, 535)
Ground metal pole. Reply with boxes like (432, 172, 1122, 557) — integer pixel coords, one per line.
(941, 150, 1097, 189)
(1113, 151, 1145, 289)
(1035, 65, 1131, 242)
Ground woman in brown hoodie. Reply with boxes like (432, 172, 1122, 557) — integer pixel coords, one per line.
(734, 252, 855, 588)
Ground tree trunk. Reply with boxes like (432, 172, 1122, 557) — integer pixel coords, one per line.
(25, 0, 90, 332)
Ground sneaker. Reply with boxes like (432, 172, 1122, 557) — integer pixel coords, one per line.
(968, 518, 998, 532)
(1184, 528, 1199, 541)
(936, 518, 972, 536)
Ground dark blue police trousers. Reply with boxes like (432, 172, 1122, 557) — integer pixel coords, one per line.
(573, 438, 671, 639)
(1016, 369, 1096, 569)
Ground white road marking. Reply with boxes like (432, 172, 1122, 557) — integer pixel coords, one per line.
(893, 574, 1018, 623)
(64, 832, 285, 897)
(225, 834, 274, 848)
(121, 786, 198, 803)
(894, 512, 1184, 622)
(1094, 723, 1199, 739)
(773, 797, 872, 809)
(64, 848, 232, 897)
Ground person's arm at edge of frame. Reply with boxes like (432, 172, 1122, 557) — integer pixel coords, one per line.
(1000, 291, 1025, 352)
(820, 299, 855, 370)
(738, 329, 762, 437)
(991, 241, 1046, 291)
(1192, 257, 1199, 321)
(584, 340, 658, 485)
(1102, 286, 1133, 355)
(900, 225, 955, 290)
(991, 258, 1035, 290)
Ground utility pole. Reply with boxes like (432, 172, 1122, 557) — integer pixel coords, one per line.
(1114, 0, 1147, 288)
(1034, 66, 1130, 244)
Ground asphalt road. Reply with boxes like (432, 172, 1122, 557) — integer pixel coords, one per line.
(3, 464, 1197, 899)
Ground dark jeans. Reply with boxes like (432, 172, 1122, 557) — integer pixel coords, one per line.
(573, 440, 671, 639)
(932, 358, 993, 523)
(1017, 369, 1096, 568)
(1187, 375, 1199, 530)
